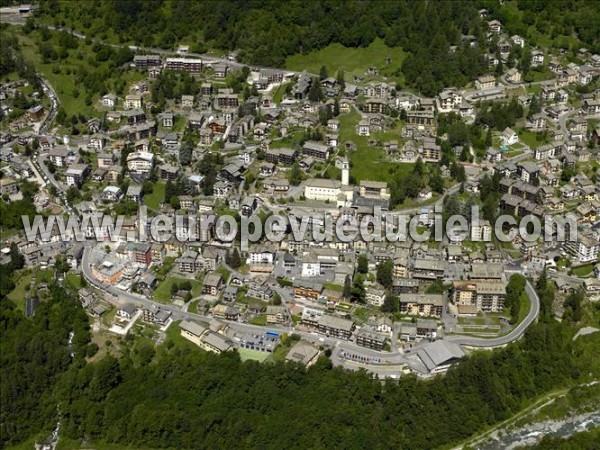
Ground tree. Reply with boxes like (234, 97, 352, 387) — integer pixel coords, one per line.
(288, 163, 302, 186)
(519, 46, 532, 75)
(381, 294, 399, 313)
(179, 140, 193, 165)
(528, 94, 542, 118)
(228, 247, 241, 269)
(485, 128, 492, 148)
(66, 187, 81, 204)
(308, 78, 323, 102)
(336, 70, 345, 91)
(357, 254, 369, 274)
(272, 292, 282, 306)
(350, 276, 365, 303)
(319, 65, 328, 81)
(343, 274, 352, 299)
(563, 288, 583, 323)
(376, 259, 394, 289)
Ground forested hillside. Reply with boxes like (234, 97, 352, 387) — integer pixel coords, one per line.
(0, 285, 91, 447)
(33, 0, 600, 95)
(1, 273, 599, 449)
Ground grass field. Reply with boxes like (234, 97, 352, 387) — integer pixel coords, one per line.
(518, 129, 549, 149)
(16, 28, 143, 121)
(237, 347, 270, 362)
(144, 182, 166, 211)
(164, 321, 203, 351)
(7, 273, 32, 313)
(286, 38, 407, 85)
(570, 263, 595, 277)
(65, 272, 83, 289)
(272, 82, 292, 104)
(339, 109, 413, 183)
(154, 277, 203, 302)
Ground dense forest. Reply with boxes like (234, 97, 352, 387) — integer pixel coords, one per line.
(0, 284, 91, 447)
(32, 0, 600, 95)
(1, 270, 599, 449)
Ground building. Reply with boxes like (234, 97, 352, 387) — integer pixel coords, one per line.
(165, 58, 203, 73)
(317, 314, 355, 340)
(266, 305, 289, 325)
(452, 281, 506, 313)
(475, 74, 496, 90)
(126, 151, 154, 174)
(0, 177, 19, 196)
(501, 127, 518, 146)
(203, 272, 223, 296)
(133, 54, 161, 69)
(366, 287, 386, 307)
(142, 306, 171, 325)
(48, 146, 70, 167)
(126, 184, 143, 203)
(517, 161, 540, 183)
(27, 105, 44, 121)
(285, 341, 320, 367)
(124, 94, 142, 110)
(400, 294, 445, 317)
(416, 340, 465, 374)
(302, 141, 330, 161)
(265, 147, 297, 165)
(567, 233, 599, 263)
(505, 68, 522, 84)
(179, 320, 233, 354)
(65, 164, 90, 187)
(359, 180, 390, 200)
(304, 178, 342, 202)
(101, 94, 117, 108)
(356, 327, 388, 351)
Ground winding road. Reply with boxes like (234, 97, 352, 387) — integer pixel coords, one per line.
(82, 244, 541, 377)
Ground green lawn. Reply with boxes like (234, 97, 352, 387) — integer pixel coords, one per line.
(272, 82, 292, 104)
(516, 290, 531, 325)
(215, 266, 231, 283)
(339, 109, 412, 184)
(65, 272, 83, 289)
(237, 347, 270, 362)
(570, 263, 595, 278)
(17, 29, 143, 120)
(154, 277, 203, 303)
(323, 282, 344, 293)
(249, 314, 267, 326)
(518, 129, 549, 149)
(7, 273, 33, 313)
(524, 66, 555, 83)
(144, 181, 166, 211)
(187, 300, 199, 314)
(164, 321, 203, 351)
(286, 38, 407, 85)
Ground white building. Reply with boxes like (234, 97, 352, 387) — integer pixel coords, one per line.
(471, 219, 492, 241)
(304, 178, 342, 202)
(501, 127, 518, 146)
(124, 94, 142, 110)
(126, 151, 154, 174)
(366, 287, 386, 307)
(570, 234, 599, 263)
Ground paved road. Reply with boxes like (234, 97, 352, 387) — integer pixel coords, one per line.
(82, 244, 542, 378)
(445, 280, 540, 347)
(0, 15, 309, 77)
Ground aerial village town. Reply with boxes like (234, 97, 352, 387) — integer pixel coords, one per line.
(1, 6, 600, 379)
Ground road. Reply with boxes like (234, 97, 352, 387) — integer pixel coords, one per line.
(0, 14, 309, 77)
(82, 244, 542, 378)
(445, 279, 540, 347)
